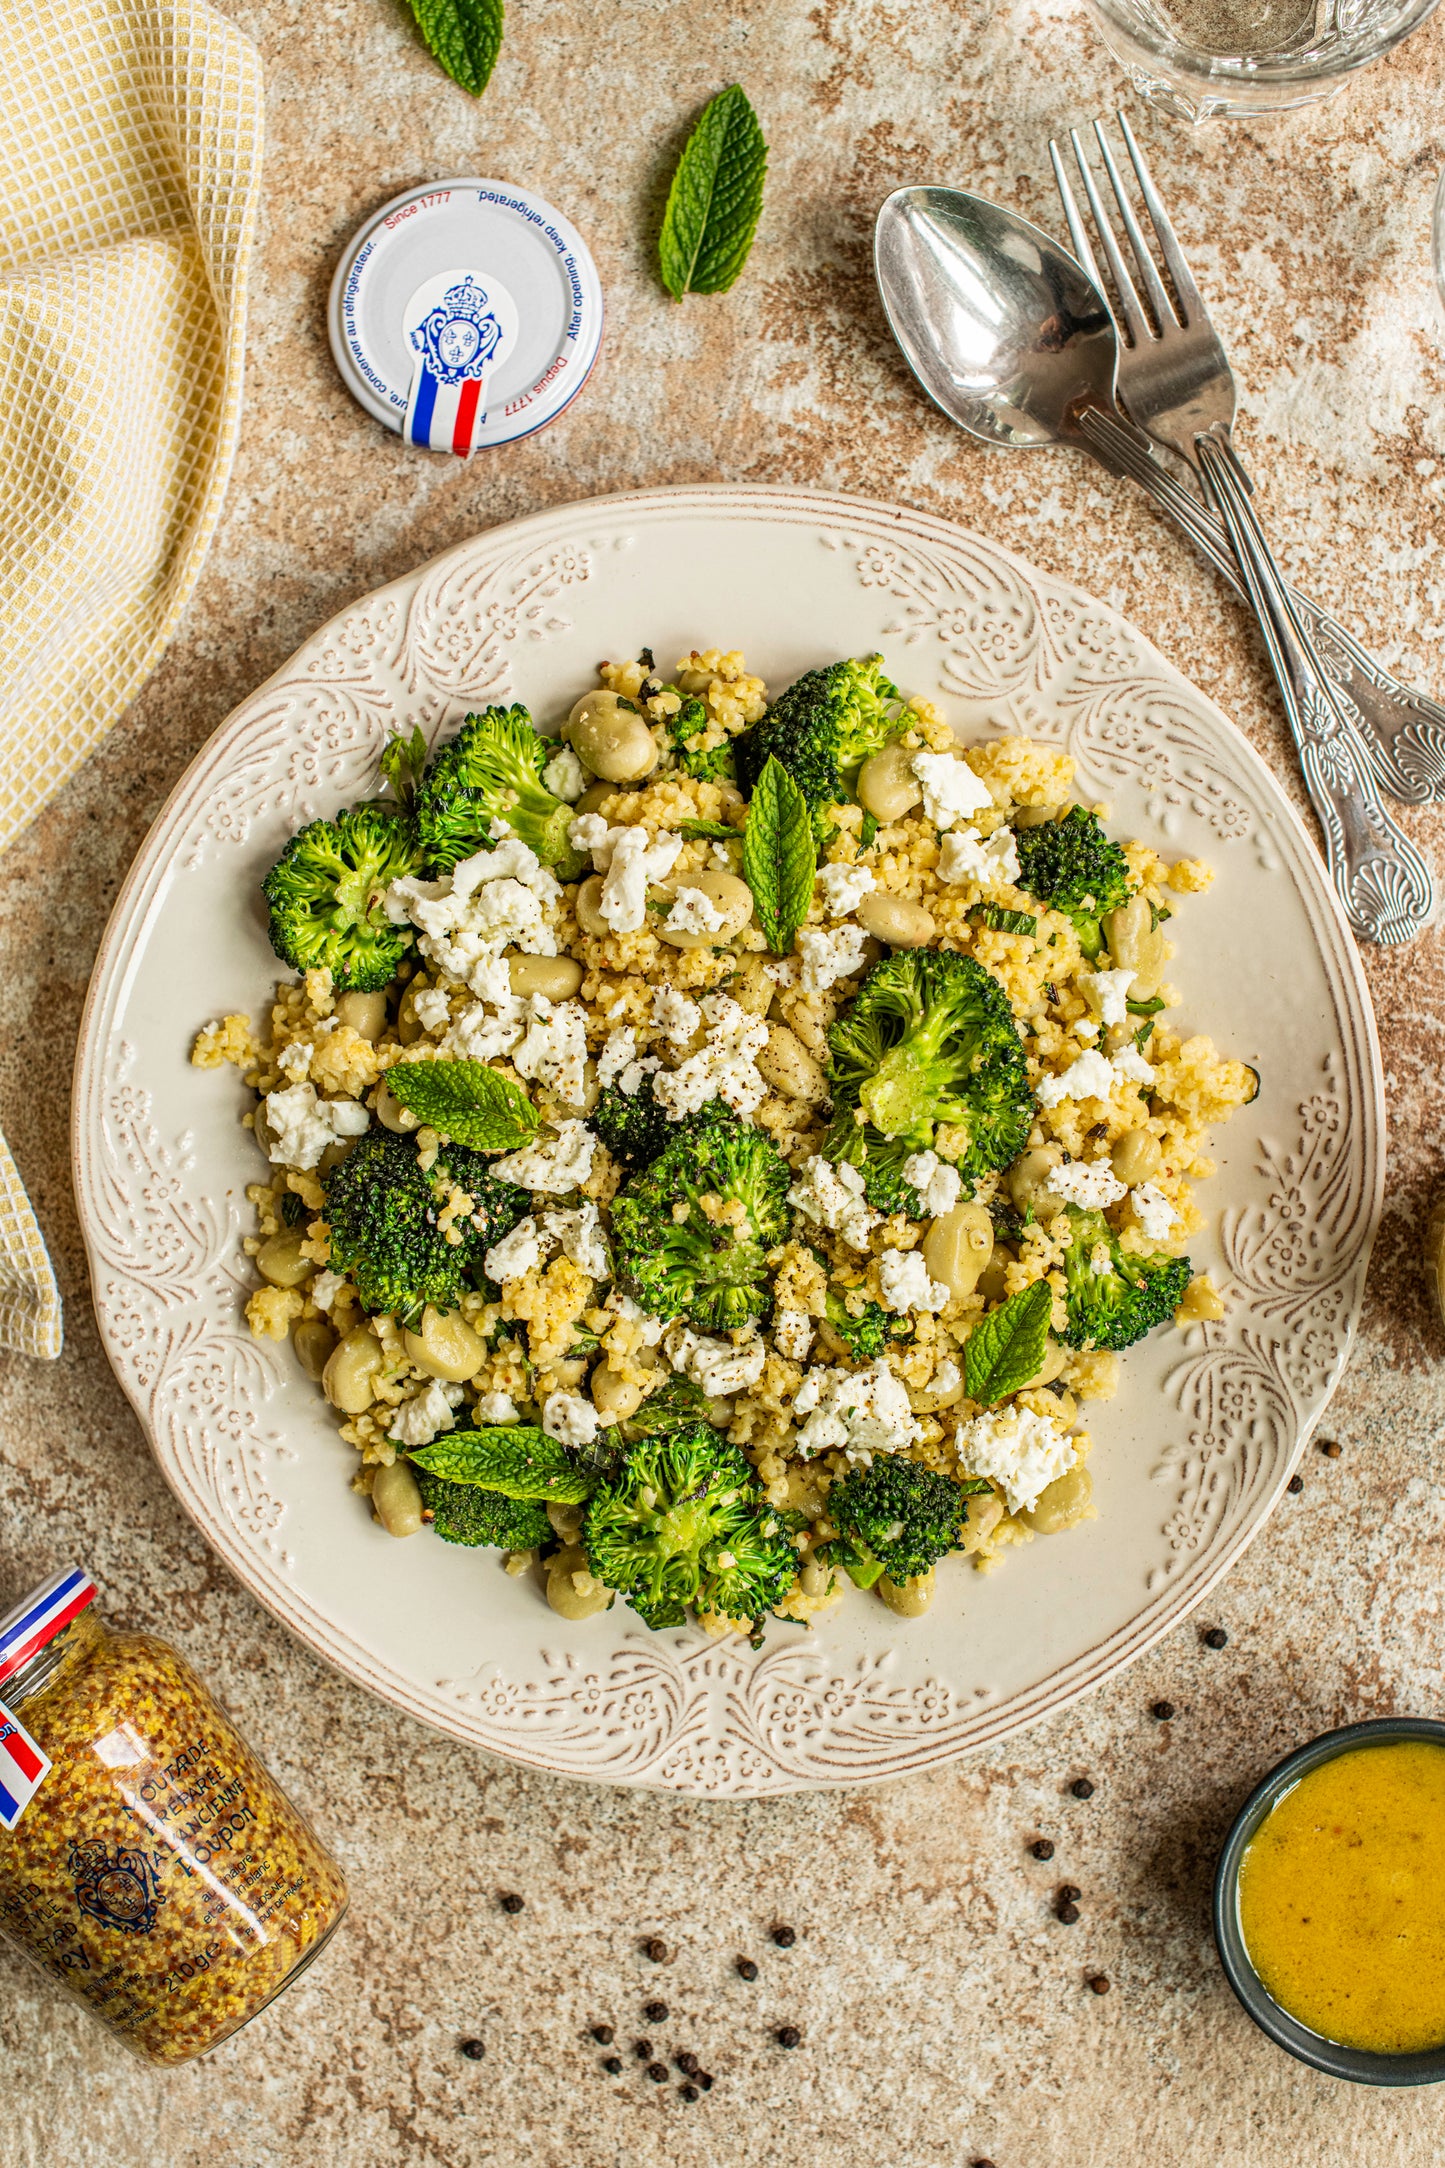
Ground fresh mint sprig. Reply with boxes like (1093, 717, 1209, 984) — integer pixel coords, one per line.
(403, 0, 503, 96)
(963, 1279, 1053, 1407)
(408, 1425, 596, 1502)
(658, 85, 768, 300)
(385, 1060, 537, 1151)
(742, 756, 816, 955)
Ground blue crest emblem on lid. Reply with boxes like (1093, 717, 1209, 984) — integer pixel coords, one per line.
(410, 275, 504, 385)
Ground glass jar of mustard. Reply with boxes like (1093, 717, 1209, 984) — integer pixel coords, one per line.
(0, 1567, 347, 2063)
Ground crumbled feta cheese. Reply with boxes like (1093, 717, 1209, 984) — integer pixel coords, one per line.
(597, 1026, 638, 1088)
(388, 1378, 464, 1448)
(513, 994, 589, 1105)
(1131, 1181, 1178, 1241)
(542, 744, 587, 801)
(901, 1150, 963, 1219)
(385, 841, 560, 992)
(568, 811, 613, 862)
(911, 750, 994, 831)
(936, 825, 1020, 887)
(618, 1056, 661, 1097)
(878, 1247, 950, 1314)
(310, 1267, 345, 1311)
(1075, 1019, 1099, 1041)
(605, 1289, 667, 1345)
(773, 1309, 816, 1362)
(957, 1404, 1077, 1516)
(815, 861, 876, 917)
(540, 1200, 609, 1281)
(473, 1390, 520, 1425)
(277, 1039, 313, 1081)
(787, 1155, 879, 1252)
(491, 1119, 597, 1193)
(261, 1083, 369, 1171)
(1035, 1049, 1117, 1108)
(599, 826, 683, 934)
(484, 1215, 542, 1284)
(928, 1357, 961, 1399)
(652, 987, 701, 1046)
(667, 1326, 767, 1397)
(411, 985, 453, 1033)
(793, 1359, 921, 1463)
(653, 994, 768, 1121)
(542, 1390, 599, 1448)
(664, 885, 726, 938)
(1050, 1159, 1126, 1210)
(796, 922, 870, 992)
(1081, 966, 1134, 1027)
(328, 1101, 370, 1138)
(1112, 1044, 1157, 1088)
(441, 998, 525, 1062)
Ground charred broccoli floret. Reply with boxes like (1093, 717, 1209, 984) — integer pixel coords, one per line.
(735, 655, 908, 840)
(415, 1468, 550, 1550)
(668, 693, 736, 782)
(826, 1456, 987, 1588)
(610, 1110, 790, 1331)
(621, 1371, 711, 1437)
(582, 1426, 796, 1628)
(826, 950, 1033, 1206)
(261, 806, 421, 991)
(1059, 1205, 1192, 1351)
(411, 706, 586, 878)
(1014, 807, 1132, 961)
(592, 1072, 673, 1169)
(824, 1288, 906, 1362)
(323, 1129, 528, 1322)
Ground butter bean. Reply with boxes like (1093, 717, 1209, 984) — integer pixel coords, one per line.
(396, 983, 427, 1045)
(1111, 1128, 1162, 1185)
(959, 1491, 1004, 1552)
(402, 1307, 485, 1382)
(574, 781, 613, 818)
(1013, 804, 1064, 829)
(756, 1023, 827, 1103)
(658, 870, 755, 950)
(1007, 1146, 1065, 1216)
(507, 951, 584, 1001)
(335, 989, 389, 1040)
(1023, 1463, 1094, 1535)
(857, 741, 923, 822)
(376, 1081, 419, 1134)
(878, 1565, 936, 1617)
(564, 691, 658, 782)
(590, 1360, 647, 1422)
(1103, 893, 1168, 1000)
(372, 1460, 424, 1538)
(323, 1327, 383, 1414)
(546, 1544, 613, 1620)
(575, 874, 610, 936)
(256, 1230, 315, 1289)
(856, 891, 936, 948)
(923, 1203, 994, 1300)
(292, 1318, 336, 1381)
(1017, 1336, 1068, 1391)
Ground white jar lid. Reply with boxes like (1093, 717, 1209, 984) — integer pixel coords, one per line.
(328, 179, 604, 455)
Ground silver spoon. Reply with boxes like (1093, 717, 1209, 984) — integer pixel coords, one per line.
(874, 186, 1438, 947)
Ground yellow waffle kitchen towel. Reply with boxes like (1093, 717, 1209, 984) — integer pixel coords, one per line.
(0, 0, 265, 1357)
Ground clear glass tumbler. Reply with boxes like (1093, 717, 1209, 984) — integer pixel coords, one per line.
(1081, 0, 1441, 121)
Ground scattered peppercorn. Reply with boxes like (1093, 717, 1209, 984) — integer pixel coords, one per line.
(634, 2039, 652, 2060)
(1058, 1883, 1081, 1903)
(1202, 1626, 1228, 1649)
(643, 2001, 669, 2023)
(1151, 1699, 1175, 1720)
(972, 2158, 997, 2167)
(676, 2051, 700, 2075)
(680, 2083, 699, 2102)
(644, 1937, 668, 1962)
(776, 2025, 802, 2048)
(603, 2056, 623, 2075)
(499, 1892, 524, 1915)
(1319, 1439, 1342, 1459)
(1071, 1777, 1095, 1799)
(772, 1925, 797, 1948)
(698, 2073, 714, 2090)
(1057, 1900, 1081, 1924)
(592, 2024, 614, 2045)
(459, 2038, 486, 2061)
(736, 1956, 759, 1980)
(1088, 1975, 1110, 1995)
(1030, 1838, 1055, 1861)
(647, 2061, 668, 2083)
(1287, 1473, 1304, 1494)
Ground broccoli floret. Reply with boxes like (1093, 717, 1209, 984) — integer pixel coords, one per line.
(828, 1455, 984, 1586)
(323, 1129, 528, 1322)
(735, 655, 908, 840)
(412, 706, 586, 878)
(415, 1468, 550, 1551)
(826, 951, 1034, 1205)
(824, 1288, 905, 1361)
(668, 694, 736, 782)
(621, 1371, 711, 1437)
(592, 1072, 673, 1169)
(1014, 807, 1132, 960)
(582, 1425, 796, 1628)
(1059, 1205, 1192, 1351)
(610, 1110, 791, 1331)
(261, 806, 421, 992)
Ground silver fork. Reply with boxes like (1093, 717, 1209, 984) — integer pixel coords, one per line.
(1051, 112, 1434, 949)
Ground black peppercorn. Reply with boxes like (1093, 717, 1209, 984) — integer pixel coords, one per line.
(603, 2056, 623, 2075)
(736, 1956, 758, 1980)
(1057, 1900, 1081, 1924)
(591, 2024, 614, 2045)
(499, 1892, 524, 1914)
(1030, 1838, 1055, 1861)
(647, 2061, 668, 2083)
(1058, 1883, 1081, 1903)
(1071, 1777, 1095, 1799)
(680, 2083, 699, 2102)
(676, 2051, 700, 2075)
(1319, 1439, 1342, 1459)
(1202, 1626, 1228, 1650)
(772, 1925, 797, 1948)
(776, 2025, 802, 2048)
(644, 1937, 668, 1962)
(1088, 1974, 1110, 1995)
(972, 2158, 997, 2167)
(698, 2073, 714, 2090)
(643, 2001, 669, 2024)
(1151, 1699, 1175, 1720)
(634, 2039, 652, 2060)
(459, 2038, 486, 2061)
(1287, 1473, 1304, 1493)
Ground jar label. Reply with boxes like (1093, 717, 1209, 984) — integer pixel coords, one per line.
(401, 267, 519, 456)
(0, 1697, 51, 1829)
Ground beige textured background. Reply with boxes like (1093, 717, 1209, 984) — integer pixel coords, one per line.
(3, 0, 1445, 2161)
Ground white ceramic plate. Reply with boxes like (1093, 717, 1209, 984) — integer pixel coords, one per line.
(73, 485, 1382, 1796)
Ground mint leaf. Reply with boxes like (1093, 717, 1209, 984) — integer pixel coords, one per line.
(742, 755, 815, 954)
(963, 1279, 1053, 1407)
(403, 0, 503, 95)
(658, 85, 768, 300)
(973, 904, 1038, 937)
(385, 1060, 537, 1150)
(408, 1425, 596, 1501)
(678, 820, 739, 841)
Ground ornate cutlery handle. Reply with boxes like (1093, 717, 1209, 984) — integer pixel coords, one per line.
(1078, 407, 1445, 809)
(1194, 431, 1433, 949)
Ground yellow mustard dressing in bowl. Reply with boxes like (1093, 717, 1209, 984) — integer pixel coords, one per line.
(1238, 1739, 1445, 2055)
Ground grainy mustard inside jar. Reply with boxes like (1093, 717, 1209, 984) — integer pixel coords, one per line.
(0, 1568, 347, 2063)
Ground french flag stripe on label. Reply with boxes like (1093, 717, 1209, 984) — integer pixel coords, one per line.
(409, 366, 484, 454)
(0, 1704, 51, 1831)
(0, 1567, 97, 1686)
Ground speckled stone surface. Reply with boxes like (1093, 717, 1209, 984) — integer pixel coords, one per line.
(3, 1, 1445, 2160)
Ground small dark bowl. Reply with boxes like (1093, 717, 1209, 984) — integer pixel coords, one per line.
(1214, 1716, 1445, 2087)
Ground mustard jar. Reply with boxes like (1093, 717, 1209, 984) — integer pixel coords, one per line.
(0, 1567, 347, 2063)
